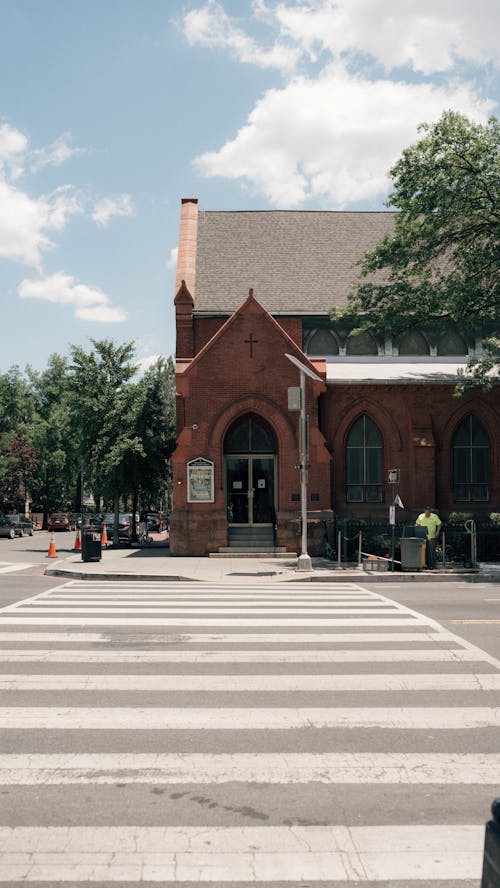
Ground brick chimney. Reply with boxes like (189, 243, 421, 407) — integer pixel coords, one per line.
(174, 199, 198, 360)
(175, 198, 198, 298)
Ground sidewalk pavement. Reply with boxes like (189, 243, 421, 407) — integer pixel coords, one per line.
(44, 539, 500, 584)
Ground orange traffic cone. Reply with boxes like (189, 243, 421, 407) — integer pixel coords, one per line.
(46, 531, 57, 558)
(73, 529, 81, 552)
(101, 522, 108, 547)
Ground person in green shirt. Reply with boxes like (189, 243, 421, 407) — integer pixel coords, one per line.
(416, 505, 442, 568)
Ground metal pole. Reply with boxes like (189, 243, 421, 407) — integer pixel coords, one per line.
(297, 368, 312, 571)
(390, 481, 395, 572)
(284, 354, 321, 574)
(337, 530, 342, 568)
(358, 530, 362, 566)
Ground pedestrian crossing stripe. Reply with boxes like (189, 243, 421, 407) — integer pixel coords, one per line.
(0, 752, 498, 785)
(3, 671, 500, 690)
(1, 705, 499, 729)
(0, 578, 498, 886)
(0, 615, 428, 626)
(0, 562, 35, 574)
(0, 630, 457, 643)
(0, 824, 484, 882)
(0, 605, 410, 614)
(0, 646, 484, 661)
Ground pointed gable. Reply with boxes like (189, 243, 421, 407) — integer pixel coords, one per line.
(177, 288, 325, 389)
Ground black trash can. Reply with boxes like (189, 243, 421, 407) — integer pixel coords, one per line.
(81, 526, 102, 562)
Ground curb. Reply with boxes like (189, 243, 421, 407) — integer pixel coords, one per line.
(44, 569, 199, 582)
(44, 567, 498, 583)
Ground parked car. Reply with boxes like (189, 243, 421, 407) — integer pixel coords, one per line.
(6, 514, 33, 537)
(48, 512, 75, 532)
(84, 515, 103, 528)
(103, 513, 136, 545)
(0, 514, 16, 539)
(147, 512, 166, 533)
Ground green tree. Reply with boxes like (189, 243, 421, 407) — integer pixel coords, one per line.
(68, 339, 142, 544)
(27, 355, 77, 523)
(133, 357, 177, 510)
(0, 366, 36, 435)
(343, 111, 499, 391)
(0, 366, 37, 512)
(0, 434, 38, 510)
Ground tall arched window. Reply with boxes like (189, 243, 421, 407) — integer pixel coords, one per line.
(453, 415, 489, 502)
(345, 414, 383, 502)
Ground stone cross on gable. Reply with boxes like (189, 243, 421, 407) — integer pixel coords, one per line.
(244, 332, 258, 358)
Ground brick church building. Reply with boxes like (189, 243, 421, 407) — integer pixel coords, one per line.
(170, 198, 499, 557)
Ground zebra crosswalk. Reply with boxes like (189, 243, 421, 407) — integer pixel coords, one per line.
(0, 578, 498, 885)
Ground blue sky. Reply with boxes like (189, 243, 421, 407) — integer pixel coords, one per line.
(0, 0, 498, 373)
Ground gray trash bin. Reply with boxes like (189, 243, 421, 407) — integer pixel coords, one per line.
(400, 537, 425, 571)
(81, 526, 102, 562)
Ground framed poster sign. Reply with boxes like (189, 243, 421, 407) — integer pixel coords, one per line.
(187, 458, 214, 503)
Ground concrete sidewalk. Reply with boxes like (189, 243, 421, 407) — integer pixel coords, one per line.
(44, 539, 499, 584)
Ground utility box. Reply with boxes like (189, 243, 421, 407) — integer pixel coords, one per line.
(400, 537, 425, 571)
(81, 526, 102, 563)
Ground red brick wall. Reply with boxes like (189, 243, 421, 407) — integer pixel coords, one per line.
(172, 294, 499, 554)
(171, 299, 332, 555)
(193, 315, 303, 354)
(320, 383, 499, 522)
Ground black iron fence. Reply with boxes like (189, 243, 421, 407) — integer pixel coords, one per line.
(334, 519, 500, 565)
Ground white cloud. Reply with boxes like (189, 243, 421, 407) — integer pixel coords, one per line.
(167, 246, 178, 269)
(0, 123, 27, 180)
(240, 1, 500, 75)
(29, 132, 84, 173)
(186, 1, 498, 206)
(0, 124, 86, 266)
(0, 123, 133, 268)
(18, 272, 127, 323)
(0, 180, 84, 266)
(92, 194, 134, 227)
(76, 303, 128, 323)
(135, 354, 162, 375)
(182, 0, 299, 72)
(194, 64, 494, 207)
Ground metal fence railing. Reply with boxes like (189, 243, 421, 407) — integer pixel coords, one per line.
(332, 520, 500, 566)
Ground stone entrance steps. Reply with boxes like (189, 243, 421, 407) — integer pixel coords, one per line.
(210, 547, 290, 559)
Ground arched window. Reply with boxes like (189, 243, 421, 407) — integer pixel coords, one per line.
(307, 329, 339, 356)
(437, 331, 468, 355)
(346, 331, 378, 355)
(345, 415, 383, 502)
(398, 329, 429, 355)
(224, 413, 275, 454)
(453, 415, 489, 502)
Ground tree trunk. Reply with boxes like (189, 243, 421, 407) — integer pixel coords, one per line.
(113, 490, 120, 546)
(132, 489, 139, 543)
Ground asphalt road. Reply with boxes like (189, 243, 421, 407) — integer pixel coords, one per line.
(0, 567, 499, 886)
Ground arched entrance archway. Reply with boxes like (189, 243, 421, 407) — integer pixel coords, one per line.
(224, 414, 277, 527)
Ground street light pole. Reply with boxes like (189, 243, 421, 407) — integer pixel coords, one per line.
(285, 353, 322, 572)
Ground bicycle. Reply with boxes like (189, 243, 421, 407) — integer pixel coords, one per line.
(137, 523, 153, 546)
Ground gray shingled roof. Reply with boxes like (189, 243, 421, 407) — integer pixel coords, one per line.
(194, 209, 396, 316)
